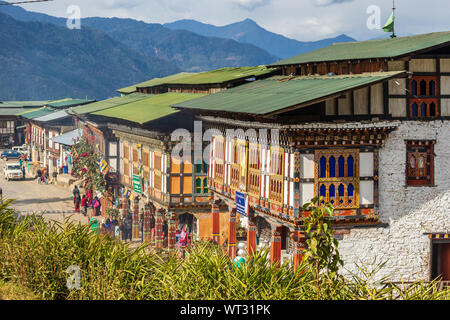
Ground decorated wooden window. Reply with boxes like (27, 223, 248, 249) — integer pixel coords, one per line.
(247, 143, 261, 196)
(195, 177, 208, 194)
(154, 153, 162, 171)
(195, 162, 208, 173)
(315, 149, 359, 209)
(230, 139, 248, 190)
(269, 147, 284, 204)
(409, 76, 438, 118)
(154, 172, 162, 191)
(213, 136, 225, 184)
(123, 143, 129, 159)
(406, 140, 435, 186)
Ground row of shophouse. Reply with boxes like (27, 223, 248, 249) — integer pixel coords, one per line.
(8, 32, 450, 282)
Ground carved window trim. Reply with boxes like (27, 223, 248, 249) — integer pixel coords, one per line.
(314, 149, 360, 209)
(405, 140, 435, 186)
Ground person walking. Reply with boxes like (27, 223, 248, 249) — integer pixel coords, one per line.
(72, 185, 80, 199)
(81, 195, 87, 216)
(93, 196, 101, 216)
(43, 168, 49, 184)
(36, 168, 42, 184)
(21, 165, 25, 180)
(73, 192, 81, 213)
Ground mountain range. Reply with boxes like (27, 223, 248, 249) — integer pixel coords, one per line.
(0, 3, 356, 100)
(164, 18, 355, 59)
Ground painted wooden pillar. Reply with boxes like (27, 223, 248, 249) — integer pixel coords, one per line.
(228, 208, 237, 260)
(120, 196, 128, 219)
(155, 209, 164, 249)
(270, 225, 282, 267)
(291, 230, 306, 271)
(132, 197, 140, 240)
(247, 216, 257, 255)
(211, 203, 220, 244)
(143, 204, 151, 243)
(168, 213, 176, 255)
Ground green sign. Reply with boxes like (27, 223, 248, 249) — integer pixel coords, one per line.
(132, 174, 142, 194)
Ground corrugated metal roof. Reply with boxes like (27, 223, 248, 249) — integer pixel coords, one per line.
(173, 71, 405, 115)
(0, 107, 40, 116)
(46, 99, 96, 109)
(50, 128, 82, 146)
(33, 110, 70, 122)
(0, 101, 50, 108)
(93, 92, 206, 124)
(270, 31, 450, 66)
(117, 73, 193, 94)
(116, 66, 277, 93)
(19, 107, 57, 119)
(68, 93, 149, 115)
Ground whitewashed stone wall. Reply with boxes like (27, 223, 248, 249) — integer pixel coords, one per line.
(338, 120, 450, 282)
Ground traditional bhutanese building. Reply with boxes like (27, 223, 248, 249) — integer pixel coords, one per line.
(173, 32, 450, 282)
(0, 100, 51, 148)
(24, 99, 94, 175)
(72, 66, 277, 242)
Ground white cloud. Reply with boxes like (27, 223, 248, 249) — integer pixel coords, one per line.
(231, 0, 270, 11)
(15, 0, 450, 42)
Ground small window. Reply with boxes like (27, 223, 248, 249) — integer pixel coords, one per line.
(406, 140, 435, 186)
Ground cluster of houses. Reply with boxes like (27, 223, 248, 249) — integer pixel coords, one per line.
(2, 31, 450, 282)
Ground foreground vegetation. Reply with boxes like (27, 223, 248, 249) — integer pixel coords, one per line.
(0, 199, 448, 300)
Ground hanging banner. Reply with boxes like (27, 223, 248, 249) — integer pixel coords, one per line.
(132, 174, 142, 194)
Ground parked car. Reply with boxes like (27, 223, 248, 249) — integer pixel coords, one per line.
(3, 163, 24, 181)
(12, 145, 28, 156)
(1, 150, 22, 161)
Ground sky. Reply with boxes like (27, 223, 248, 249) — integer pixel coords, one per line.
(12, 0, 450, 41)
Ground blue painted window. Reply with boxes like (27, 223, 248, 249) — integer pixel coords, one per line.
(420, 102, 427, 117)
(338, 184, 345, 197)
(320, 184, 327, 198)
(338, 156, 345, 177)
(329, 156, 336, 177)
(411, 80, 417, 96)
(412, 102, 418, 117)
(348, 184, 354, 197)
(320, 157, 327, 178)
(429, 80, 436, 96)
(329, 184, 335, 203)
(347, 156, 354, 177)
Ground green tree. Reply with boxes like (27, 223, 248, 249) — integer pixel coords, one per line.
(302, 197, 344, 298)
(71, 139, 106, 195)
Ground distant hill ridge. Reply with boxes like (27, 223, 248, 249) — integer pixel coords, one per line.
(164, 18, 356, 59)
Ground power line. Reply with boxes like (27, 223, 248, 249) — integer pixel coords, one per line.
(0, 0, 53, 5)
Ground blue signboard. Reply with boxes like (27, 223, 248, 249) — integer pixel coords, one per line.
(235, 191, 247, 216)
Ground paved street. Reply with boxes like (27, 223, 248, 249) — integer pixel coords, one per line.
(0, 158, 89, 225)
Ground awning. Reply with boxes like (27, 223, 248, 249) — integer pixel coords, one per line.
(50, 129, 82, 146)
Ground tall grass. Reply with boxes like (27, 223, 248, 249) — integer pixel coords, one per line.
(0, 201, 448, 300)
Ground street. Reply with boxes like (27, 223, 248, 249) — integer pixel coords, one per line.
(0, 158, 89, 225)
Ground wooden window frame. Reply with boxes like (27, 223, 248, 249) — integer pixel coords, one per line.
(405, 140, 435, 187)
(315, 149, 360, 209)
(268, 146, 284, 205)
(213, 136, 225, 184)
(247, 142, 261, 197)
(409, 76, 439, 118)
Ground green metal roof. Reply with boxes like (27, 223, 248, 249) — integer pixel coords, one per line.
(18, 107, 57, 119)
(270, 31, 450, 66)
(68, 93, 149, 115)
(173, 71, 405, 115)
(0, 101, 50, 108)
(117, 73, 193, 94)
(116, 66, 277, 93)
(46, 98, 96, 109)
(0, 107, 40, 116)
(93, 92, 206, 124)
